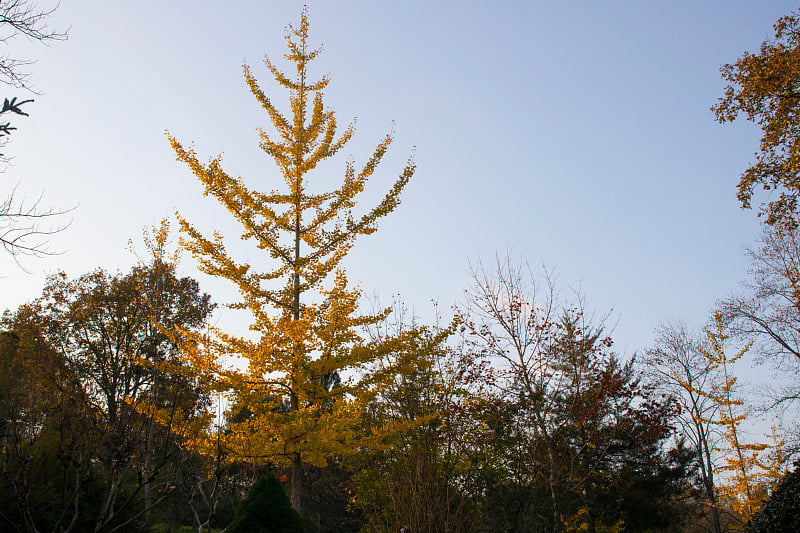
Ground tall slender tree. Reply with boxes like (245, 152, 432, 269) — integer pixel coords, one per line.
(644, 321, 724, 533)
(167, 8, 431, 513)
(692, 315, 771, 523)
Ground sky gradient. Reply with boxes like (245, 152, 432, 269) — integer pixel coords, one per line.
(2, 1, 797, 370)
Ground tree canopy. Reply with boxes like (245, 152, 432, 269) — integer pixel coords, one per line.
(714, 11, 800, 227)
(166, 7, 439, 514)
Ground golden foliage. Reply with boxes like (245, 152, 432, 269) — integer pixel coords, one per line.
(682, 314, 787, 524)
(163, 6, 435, 501)
(713, 12, 800, 227)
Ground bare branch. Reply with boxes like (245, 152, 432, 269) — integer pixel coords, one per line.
(0, 0, 68, 91)
(0, 0, 68, 161)
(0, 182, 74, 271)
(717, 224, 800, 411)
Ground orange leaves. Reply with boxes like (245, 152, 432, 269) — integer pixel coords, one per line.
(713, 11, 800, 227)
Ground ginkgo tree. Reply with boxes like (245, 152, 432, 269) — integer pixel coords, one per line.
(689, 314, 788, 523)
(697, 317, 764, 520)
(166, 8, 438, 513)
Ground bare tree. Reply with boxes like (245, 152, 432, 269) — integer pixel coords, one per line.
(461, 256, 568, 532)
(644, 320, 723, 533)
(717, 224, 800, 413)
(460, 255, 672, 533)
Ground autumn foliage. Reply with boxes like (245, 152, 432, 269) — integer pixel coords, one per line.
(4, 6, 800, 533)
(714, 13, 800, 227)
(165, 7, 438, 513)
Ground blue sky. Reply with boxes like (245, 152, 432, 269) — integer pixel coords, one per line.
(1, 1, 796, 366)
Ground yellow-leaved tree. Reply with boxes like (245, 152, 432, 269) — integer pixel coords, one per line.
(166, 9, 437, 513)
(691, 314, 777, 524)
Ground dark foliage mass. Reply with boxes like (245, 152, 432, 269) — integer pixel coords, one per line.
(227, 475, 307, 533)
(0, 256, 708, 532)
(746, 464, 800, 533)
(0, 258, 216, 532)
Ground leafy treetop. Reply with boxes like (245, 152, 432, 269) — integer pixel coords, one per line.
(714, 12, 800, 228)
(166, 7, 438, 513)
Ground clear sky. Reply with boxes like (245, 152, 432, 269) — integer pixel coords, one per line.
(1, 1, 796, 365)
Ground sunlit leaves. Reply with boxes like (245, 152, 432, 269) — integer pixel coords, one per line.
(714, 12, 800, 227)
(165, 7, 426, 508)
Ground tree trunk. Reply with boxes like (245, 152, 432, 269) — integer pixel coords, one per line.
(700, 436, 722, 533)
(290, 453, 303, 515)
(547, 448, 561, 533)
(290, 135, 303, 515)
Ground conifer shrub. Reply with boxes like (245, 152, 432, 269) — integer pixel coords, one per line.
(746, 465, 800, 533)
(226, 475, 306, 533)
